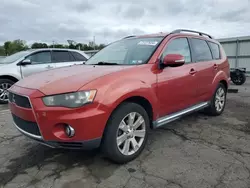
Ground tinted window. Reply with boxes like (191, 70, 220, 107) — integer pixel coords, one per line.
(71, 51, 87, 61)
(162, 38, 191, 63)
(27, 51, 51, 64)
(190, 38, 212, 62)
(208, 42, 220, 59)
(52, 51, 75, 62)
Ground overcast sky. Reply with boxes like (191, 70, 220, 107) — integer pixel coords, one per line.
(0, 0, 250, 45)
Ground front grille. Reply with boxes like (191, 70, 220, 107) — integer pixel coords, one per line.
(9, 92, 31, 108)
(12, 113, 41, 136)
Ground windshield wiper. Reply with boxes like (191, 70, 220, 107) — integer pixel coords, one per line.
(93, 61, 119, 65)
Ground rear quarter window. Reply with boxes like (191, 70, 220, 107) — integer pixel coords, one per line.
(208, 42, 220, 59)
(190, 38, 213, 62)
(71, 51, 88, 61)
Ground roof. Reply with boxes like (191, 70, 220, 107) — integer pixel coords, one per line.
(122, 29, 215, 41)
(23, 48, 89, 58)
(29, 48, 83, 51)
(137, 32, 169, 38)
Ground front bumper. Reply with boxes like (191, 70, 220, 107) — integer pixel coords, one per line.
(8, 85, 110, 150)
(14, 121, 101, 149)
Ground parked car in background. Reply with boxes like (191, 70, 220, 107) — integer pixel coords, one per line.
(0, 48, 89, 103)
(8, 29, 230, 163)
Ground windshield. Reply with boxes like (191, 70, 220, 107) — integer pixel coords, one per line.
(85, 37, 164, 65)
(0, 51, 31, 64)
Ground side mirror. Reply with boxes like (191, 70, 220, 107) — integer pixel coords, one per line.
(162, 54, 185, 67)
(18, 59, 31, 66)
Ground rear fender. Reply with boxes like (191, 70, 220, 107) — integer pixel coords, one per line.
(211, 70, 229, 96)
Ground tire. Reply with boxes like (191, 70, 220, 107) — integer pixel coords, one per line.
(231, 72, 246, 85)
(204, 83, 227, 116)
(101, 102, 150, 164)
(0, 79, 15, 104)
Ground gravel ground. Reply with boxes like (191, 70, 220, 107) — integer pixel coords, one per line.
(0, 79, 250, 188)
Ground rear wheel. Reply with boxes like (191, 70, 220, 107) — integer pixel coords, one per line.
(101, 102, 149, 164)
(204, 83, 227, 116)
(0, 79, 14, 104)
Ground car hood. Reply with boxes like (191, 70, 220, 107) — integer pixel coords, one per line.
(16, 65, 131, 95)
(0, 63, 14, 74)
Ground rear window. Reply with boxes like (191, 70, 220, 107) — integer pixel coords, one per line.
(190, 38, 212, 62)
(71, 51, 87, 61)
(208, 42, 220, 59)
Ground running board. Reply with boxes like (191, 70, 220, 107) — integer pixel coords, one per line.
(152, 102, 209, 129)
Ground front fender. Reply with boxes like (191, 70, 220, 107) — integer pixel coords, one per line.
(100, 78, 160, 120)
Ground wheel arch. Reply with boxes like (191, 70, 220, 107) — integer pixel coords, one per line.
(118, 96, 154, 125)
(101, 94, 155, 142)
(212, 70, 229, 93)
(0, 75, 19, 83)
(219, 79, 228, 90)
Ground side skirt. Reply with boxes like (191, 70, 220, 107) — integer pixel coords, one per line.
(152, 102, 210, 129)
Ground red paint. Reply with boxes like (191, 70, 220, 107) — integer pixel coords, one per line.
(8, 32, 230, 145)
(163, 54, 185, 66)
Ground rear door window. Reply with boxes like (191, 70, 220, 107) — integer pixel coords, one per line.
(52, 51, 75, 62)
(190, 38, 213, 62)
(208, 42, 220, 59)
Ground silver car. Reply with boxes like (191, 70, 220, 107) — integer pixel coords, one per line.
(0, 48, 89, 104)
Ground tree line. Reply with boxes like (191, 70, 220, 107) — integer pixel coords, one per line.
(0, 39, 105, 56)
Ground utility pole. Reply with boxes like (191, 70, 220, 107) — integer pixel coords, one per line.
(93, 36, 95, 50)
(52, 41, 55, 48)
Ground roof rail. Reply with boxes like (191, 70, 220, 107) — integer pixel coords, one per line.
(122, 35, 136, 39)
(171, 29, 213, 39)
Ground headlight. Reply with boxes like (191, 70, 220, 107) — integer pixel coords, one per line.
(42, 90, 96, 108)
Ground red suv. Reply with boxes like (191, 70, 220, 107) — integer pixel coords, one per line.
(8, 29, 230, 163)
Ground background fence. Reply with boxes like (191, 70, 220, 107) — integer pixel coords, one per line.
(218, 36, 250, 75)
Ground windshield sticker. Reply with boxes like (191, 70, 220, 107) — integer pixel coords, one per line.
(131, 60, 143, 64)
(137, 41, 158, 46)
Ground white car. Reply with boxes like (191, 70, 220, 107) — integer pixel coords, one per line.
(0, 48, 89, 104)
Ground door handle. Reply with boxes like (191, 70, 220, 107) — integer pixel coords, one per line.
(213, 64, 218, 69)
(189, 68, 197, 75)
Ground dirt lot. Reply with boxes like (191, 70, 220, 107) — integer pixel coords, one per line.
(1, 79, 250, 188)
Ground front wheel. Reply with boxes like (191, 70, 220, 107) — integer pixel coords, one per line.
(204, 83, 227, 116)
(101, 102, 150, 164)
(0, 79, 14, 104)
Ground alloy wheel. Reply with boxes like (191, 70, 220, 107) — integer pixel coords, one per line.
(0, 83, 12, 102)
(116, 112, 146, 156)
(215, 87, 225, 112)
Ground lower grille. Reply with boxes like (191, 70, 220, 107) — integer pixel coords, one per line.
(12, 114, 41, 136)
(55, 142, 83, 149)
(9, 92, 31, 108)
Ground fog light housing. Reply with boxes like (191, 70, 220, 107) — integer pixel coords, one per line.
(64, 125, 75, 138)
